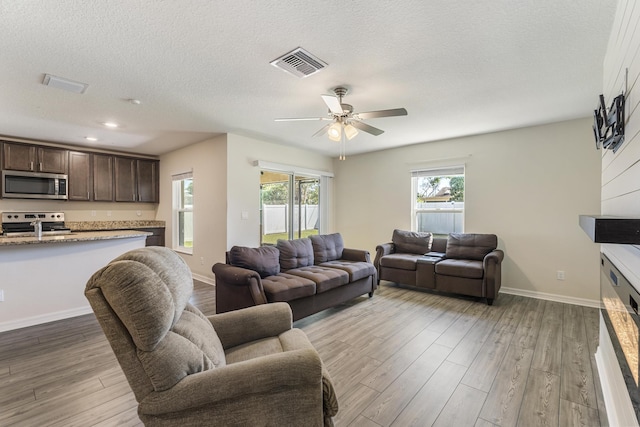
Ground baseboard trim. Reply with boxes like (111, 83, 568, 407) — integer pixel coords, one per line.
(192, 272, 215, 286)
(500, 286, 599, 308)
(0, 306, 94, 333)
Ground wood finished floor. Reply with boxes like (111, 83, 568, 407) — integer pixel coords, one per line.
(0, 281, 607, 426)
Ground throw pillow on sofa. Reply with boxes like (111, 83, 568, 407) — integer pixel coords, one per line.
(229, 246, 280, 278)
(392, 229, 433, 254)
(277, 238, 314, 270)
(310, 233, 344, 263)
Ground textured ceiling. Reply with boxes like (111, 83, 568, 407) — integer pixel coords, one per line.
(0, 1, 617, 157)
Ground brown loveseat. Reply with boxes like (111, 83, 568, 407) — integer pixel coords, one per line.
(374, 230, 504, 305)
(213, 233, 377, 321)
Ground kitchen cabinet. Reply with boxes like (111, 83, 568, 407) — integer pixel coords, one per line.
(114, 157, 137, 202)
(68, 151, 91, 201)
(93, 154, 114, 201)
(136, 159, 159, 203)
(115, 157, 159, 203)
(133, 227, 165, 246)
(2, 142, 67, 174)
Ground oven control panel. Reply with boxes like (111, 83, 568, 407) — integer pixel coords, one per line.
(1, 212, 65, 223)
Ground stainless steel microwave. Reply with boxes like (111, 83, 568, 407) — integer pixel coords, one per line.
(2, 170, 68, 200)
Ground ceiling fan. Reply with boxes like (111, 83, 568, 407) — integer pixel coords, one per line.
(275, 86, 407, 159)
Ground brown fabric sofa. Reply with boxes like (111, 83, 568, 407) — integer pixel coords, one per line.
(85, 246, 338, 426)
(374, 230, 504, 305)
(213, 233, 377, 321)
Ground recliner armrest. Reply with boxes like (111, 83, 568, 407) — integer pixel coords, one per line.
(341, 247, 371, 263)
(138, 347, 322, 415)
(208, 303, 292, 349)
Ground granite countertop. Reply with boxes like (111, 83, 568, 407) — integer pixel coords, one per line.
(0, 230, 152, 246)
(66, 220, 165, 231)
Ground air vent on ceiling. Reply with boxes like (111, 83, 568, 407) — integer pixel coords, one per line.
(270, 47, 327, 78)
(42, 74, 88, 94)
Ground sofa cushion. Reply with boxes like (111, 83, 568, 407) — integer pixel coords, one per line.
(262, 273, 316, 302)
(435, 259, 484, 279)
(379, 253, 423, 271)
(445, 233, 497, 261)
(310, 233, 344, 263)
(319, 260, 376, 282)
(392, 229, 433, 254)
(229, 246, 280, 279)
(287, 266, 349, 293)
(277, 238, 314, 270)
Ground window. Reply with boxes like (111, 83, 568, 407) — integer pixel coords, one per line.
(411, 166, 464, 236)
(260, 170, 320, 245)
(172, 171, 193, 253)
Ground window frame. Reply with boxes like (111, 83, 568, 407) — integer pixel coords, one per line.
(411, 166, 465, 235)
(172, 171, 193, 254)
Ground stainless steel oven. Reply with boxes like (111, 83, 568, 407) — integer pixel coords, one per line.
(600, 253, 640, 423)
(2, 170, 68, 200)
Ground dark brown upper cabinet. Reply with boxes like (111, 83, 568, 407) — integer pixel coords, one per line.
(136, 159, 159, 203)
(93, 154, 114, 202)
(68, 151, 91, 201)
(2, 142, 68, 174)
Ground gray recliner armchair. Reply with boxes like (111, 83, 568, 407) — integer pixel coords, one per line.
(85, 246, 338, 426)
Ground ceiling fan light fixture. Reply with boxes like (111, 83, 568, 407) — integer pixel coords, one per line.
(344, 123, 359, 140)
(328, 122, 342, 141)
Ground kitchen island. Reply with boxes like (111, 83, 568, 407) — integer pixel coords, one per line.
(0, 230, 150, 332)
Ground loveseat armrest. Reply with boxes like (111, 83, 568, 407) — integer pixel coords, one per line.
(207, 303, 292, 349)
(483, 249, 504, 266)
(374, 242, 394, 270)
(341, 247, 371, 263)
(483, 249, 504, 302)
(138, 347, 322, 416)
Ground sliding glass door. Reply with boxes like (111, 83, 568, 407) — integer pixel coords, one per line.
(260, 170, 320, 245)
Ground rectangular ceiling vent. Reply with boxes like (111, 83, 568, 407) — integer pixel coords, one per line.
(42, 74, 88, 94)
(270, 47, 327, 78)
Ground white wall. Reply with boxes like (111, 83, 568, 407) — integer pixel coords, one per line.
(157, 135, 228, 281)
(334, 118, 602, 303)
(225, 134, 333, 248)
(600, 0, 640, 289)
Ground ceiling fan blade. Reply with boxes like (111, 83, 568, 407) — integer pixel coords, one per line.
(351, 120, 384, 136)
(321, 94, 344, 115)
(312, 123, 331, 137)
(354, 108, 408, 119)
(274, 117, 332, 122)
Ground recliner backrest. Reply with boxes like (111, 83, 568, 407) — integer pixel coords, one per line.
(85, 247, 226, 400)
(445, 233, 497, 260)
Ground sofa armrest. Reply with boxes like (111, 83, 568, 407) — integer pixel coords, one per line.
(341, 247, 371, 263)
(212, 263, 268, 311)
(207, 303, 292, 349)
(139, 347, 322, 415)
(373, 242, 394, 270)
(483, 249, 504, 299)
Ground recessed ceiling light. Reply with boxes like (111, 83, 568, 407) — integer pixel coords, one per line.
(85, 136, 98, 141)
(102, 122, 119, 128)
(128, 98, 141, 105)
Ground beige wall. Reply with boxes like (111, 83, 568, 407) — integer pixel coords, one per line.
(334, 118, 602, 303)
(157, 135, 228, 280)
(156, 133, 333, 280)
(225, 134, 334, 248)
(600, 0, 640, 288)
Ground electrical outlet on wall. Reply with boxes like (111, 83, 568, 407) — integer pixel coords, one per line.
(0, 289, 4, 302)
(200, 257, 204, 265)
(557, 270, 565, 280)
